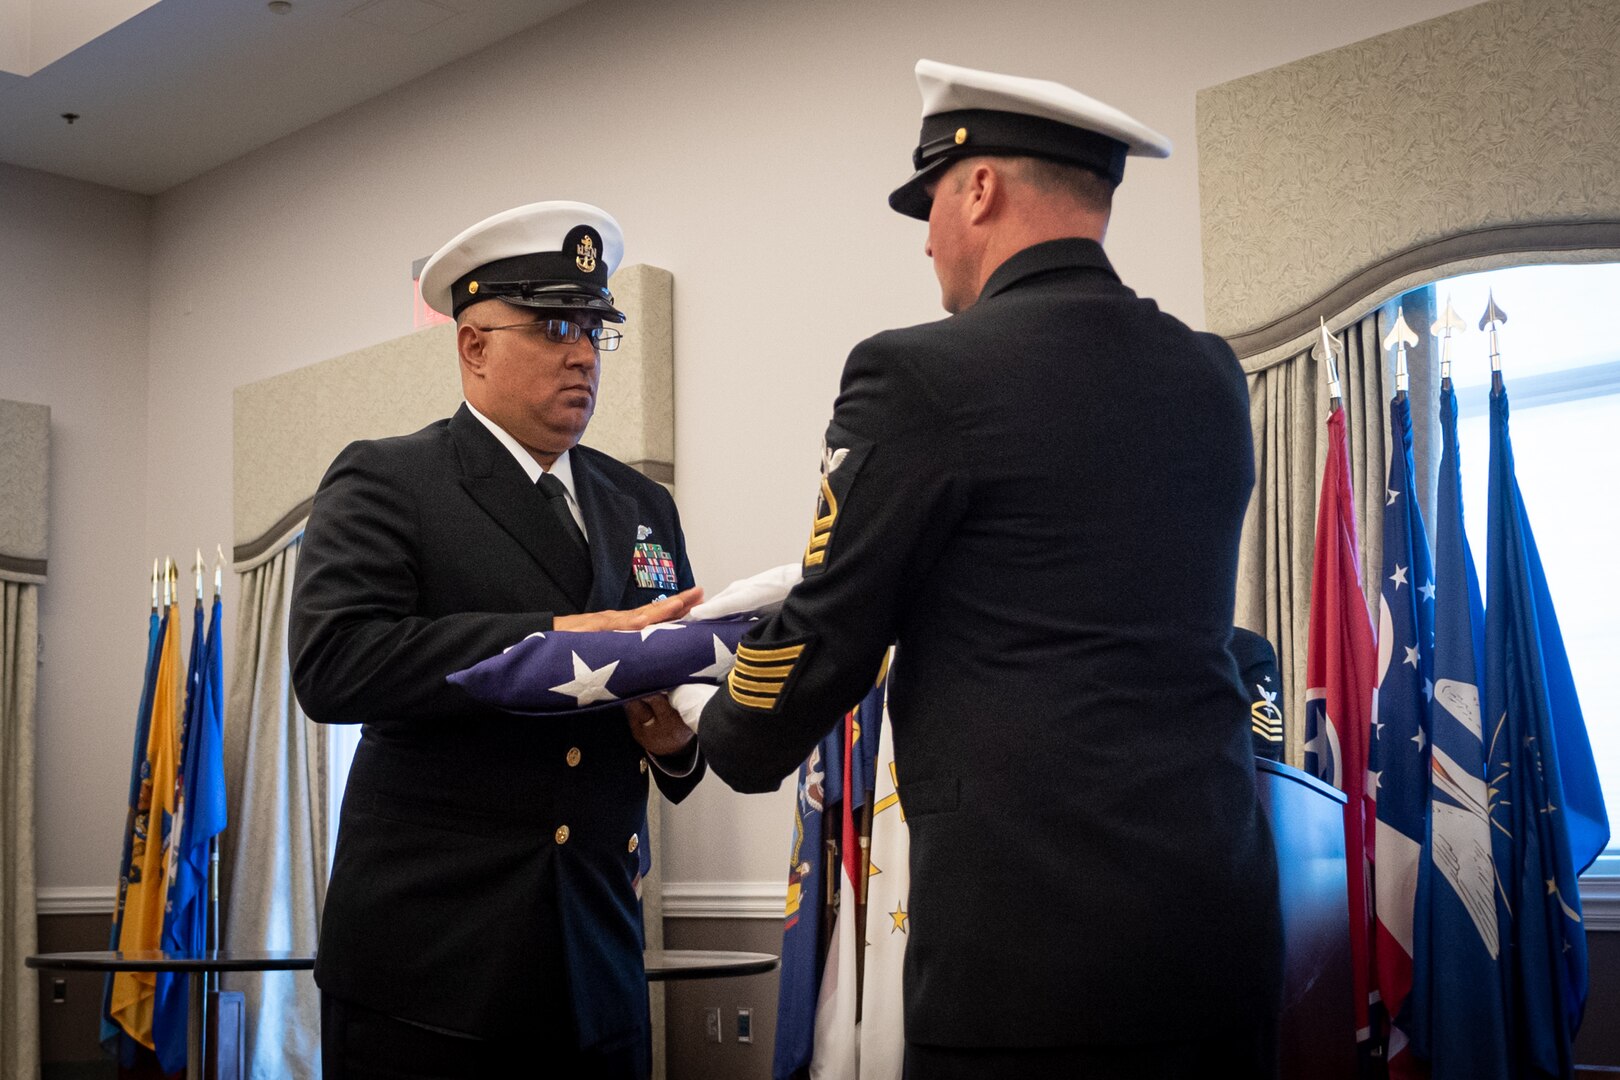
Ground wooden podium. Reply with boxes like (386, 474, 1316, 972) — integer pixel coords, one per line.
(1256, 758, 1356, 1080)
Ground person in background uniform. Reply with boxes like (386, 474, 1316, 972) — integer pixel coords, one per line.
(1232, 627, 1285, 761)
(699, 61, 1283, 1079)
(290, 201, 704, 1080)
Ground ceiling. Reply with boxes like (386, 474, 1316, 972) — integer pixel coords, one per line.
(0, 0, 585, 195)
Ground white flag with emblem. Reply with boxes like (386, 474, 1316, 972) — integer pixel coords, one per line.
(858, 691, 908, 1079)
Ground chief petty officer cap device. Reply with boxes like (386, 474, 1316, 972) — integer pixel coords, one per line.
(888, 58, 1173, 221)
(418, 200, 627, 322)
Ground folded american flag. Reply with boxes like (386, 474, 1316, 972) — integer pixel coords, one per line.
(448, 614, 760, 715)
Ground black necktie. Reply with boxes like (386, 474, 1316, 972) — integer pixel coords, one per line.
(536, 472, 588, 552)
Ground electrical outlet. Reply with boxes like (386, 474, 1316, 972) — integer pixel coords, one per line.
(736, 1007, 753, 1044)
(704, 1006, 722, 1043)
(51, 979, 67, 1004)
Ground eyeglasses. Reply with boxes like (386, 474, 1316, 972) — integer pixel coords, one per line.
(478, 318, 622, 352)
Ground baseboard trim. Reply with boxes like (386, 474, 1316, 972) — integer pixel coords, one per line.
(661, 881, 785, 920)
(37, 886, 116, 916)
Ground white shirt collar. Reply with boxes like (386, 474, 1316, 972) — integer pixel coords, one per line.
(464, 401, 578, 500)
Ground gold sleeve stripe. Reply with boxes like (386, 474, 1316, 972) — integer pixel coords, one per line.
(728, 686, 779, 709)
(738, 643, 806, 663)
(804, 550, 827, 568)
(806, 532, 830, 553)
(732, 659, 795, 679)
(728, 674, 787, 695)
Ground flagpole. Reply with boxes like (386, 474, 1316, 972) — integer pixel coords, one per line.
(1431, 294, 1466, 391)
(1479, 289, 1508, 393)
(1383, 308, 1419, 402)
(1319, 317, 1346, 413)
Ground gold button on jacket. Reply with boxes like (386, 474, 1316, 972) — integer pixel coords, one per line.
(554, 825, 570, 845)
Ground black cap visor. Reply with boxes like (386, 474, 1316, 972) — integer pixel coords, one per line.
(888, 108, 1128, 221)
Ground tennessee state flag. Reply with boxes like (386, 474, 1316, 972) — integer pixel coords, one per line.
(1303, 405, 1379, 1054)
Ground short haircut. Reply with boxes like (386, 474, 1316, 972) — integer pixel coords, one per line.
(1008, 156, 1116, 213)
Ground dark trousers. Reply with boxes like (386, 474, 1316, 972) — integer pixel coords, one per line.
(321, 993, 649, 1080)
(904, 1025, 1280, 1080)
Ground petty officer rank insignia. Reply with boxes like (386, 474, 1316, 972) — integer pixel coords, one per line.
(632, 542, 680, 591)
(802, 426, 872, 576)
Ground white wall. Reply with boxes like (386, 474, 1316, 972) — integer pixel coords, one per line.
(0, 162, 151, 890)
(17, 0, 1485, 891)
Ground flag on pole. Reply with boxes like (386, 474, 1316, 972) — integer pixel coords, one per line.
(1408, 383, 1508, 1078)
(1484, 384, 1611, 1077)
(858, 680, 907, 1080)
(153, 591, 228, 1072)
(808, 669, 884, 1080)
(774, 724, 843, 1080)
(1371, 393, 1435, 1072)
(109, 586, 183, 1049)
(101, 586, 165, 1056)
(1302, 405, 1379, 1057)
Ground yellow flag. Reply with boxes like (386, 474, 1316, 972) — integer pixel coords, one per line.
(108, 598, 182, 1048)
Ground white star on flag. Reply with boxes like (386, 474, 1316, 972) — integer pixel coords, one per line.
(1404, 644, 1421, 669)
(1411, 727, 1427, 752)
(550, 652, 620, 706)
(612, 621, 684, 640)
(689, 634, 737, 680)
(1390, 564, 1409, 588)
(1387, 487, 1400, 506)
(1369, 769, 1382, 796)
(1419, 580, 1436, 602)
(1424, 677, 1434, 702)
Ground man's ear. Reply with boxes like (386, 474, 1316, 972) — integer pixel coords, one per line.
(457, 321, 486, 379)
(965, 162, 1000, 226)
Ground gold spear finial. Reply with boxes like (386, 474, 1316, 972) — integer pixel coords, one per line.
(1318, 317, 1345, 411)
(1431, 294, 1466, 386)
(1383, 308, 1420, 397)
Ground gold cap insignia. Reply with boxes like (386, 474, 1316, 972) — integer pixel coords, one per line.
(576, 234, 597, 273)
(954, 127, 968, 145)
(468, 281, 479, 294)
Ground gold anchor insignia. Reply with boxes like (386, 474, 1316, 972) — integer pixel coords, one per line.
(576, 234, 597, 273)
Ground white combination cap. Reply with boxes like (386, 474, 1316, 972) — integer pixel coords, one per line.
(418, 200, 626, 320)
(888, 59, 1172, 220)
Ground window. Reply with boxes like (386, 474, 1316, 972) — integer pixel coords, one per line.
(1433, 263, 1620, 883)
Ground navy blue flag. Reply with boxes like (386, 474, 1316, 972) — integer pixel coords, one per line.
(101, 605, 164, 1058)
(449, 615, 760, 714)
(774, 723, 844, 1080)
(1370, 394, 1435, 1069)
(1409, 384, 1508, 1078)
(154, 596, 228, 1072)
(1485, 384, 1610, 1077)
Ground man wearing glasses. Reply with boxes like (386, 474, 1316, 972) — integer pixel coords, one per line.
(291, 201, 704, 1079)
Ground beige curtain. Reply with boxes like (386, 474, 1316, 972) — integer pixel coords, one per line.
(1235, 312, 1390, 767)
(220, 537, 327, 1080)
(1, 579, 40, 1080)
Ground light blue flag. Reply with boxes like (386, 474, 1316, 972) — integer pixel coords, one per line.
(1485, 384, 1610, 1078)
(1409, 384, 1508, 1077)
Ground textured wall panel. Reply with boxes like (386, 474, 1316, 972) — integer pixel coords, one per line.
(1198, 0, 1620, 360)
(0, 398, 49, 580)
